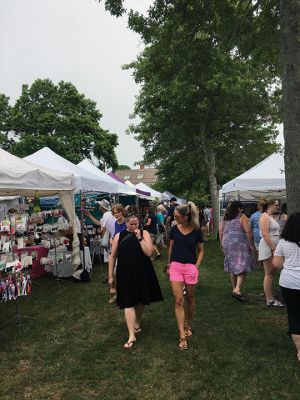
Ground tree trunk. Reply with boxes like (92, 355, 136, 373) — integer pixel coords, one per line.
(280, 1, 300, 214)
(204, 147, 220, 237)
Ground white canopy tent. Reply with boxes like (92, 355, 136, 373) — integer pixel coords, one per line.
(1, 148, 75, 196)
(136, 182, 169, 201)
(24, 147, 120, 194)
(162, 191, 186, 205)
(0, 149, 80, 269)
(221, 152, 286, 201)
(77, 159, 137, 196)
(121, 180, 152, 200)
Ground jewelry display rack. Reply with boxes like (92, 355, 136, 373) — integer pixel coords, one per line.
(0, 213, 35, 330)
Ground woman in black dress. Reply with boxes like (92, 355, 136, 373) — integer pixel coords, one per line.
(108, 214, 163, 349)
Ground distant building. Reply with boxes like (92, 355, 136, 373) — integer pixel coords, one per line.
(115, 164, 158, 186)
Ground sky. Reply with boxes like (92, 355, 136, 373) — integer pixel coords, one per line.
(0, 0, 284, 170)
(0, 0, 153, 168)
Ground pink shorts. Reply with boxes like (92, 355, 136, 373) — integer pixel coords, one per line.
(169, 261, 199, 285)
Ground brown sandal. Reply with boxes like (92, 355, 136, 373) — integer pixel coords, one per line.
(178, 337, 188, 351)
(184, 327, 193, 338)
(124, 340, 136, 349)
(108, 295, 117, 304)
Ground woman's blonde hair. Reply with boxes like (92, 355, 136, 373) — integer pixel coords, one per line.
(258, 197, 279, 213)
(175, 202, 200, 231)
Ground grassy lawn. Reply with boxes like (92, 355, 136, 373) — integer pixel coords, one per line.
(1, 240, 299, 400)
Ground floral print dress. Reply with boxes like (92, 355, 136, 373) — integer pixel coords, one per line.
(222, 216, 255, 275)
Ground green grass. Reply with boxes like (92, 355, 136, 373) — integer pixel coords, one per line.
(1, 240, 299, 400)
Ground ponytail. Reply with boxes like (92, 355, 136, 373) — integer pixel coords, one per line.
(176, 202, 200, 231)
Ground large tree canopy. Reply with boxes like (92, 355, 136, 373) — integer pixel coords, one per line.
(103, 0, 300, 215)
(7, 79, 118, 169)
(101, 3, 280, 179)
(123, 1, 280, 233)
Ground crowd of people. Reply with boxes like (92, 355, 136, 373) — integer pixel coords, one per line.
(84, 198, 207, 351)
(219, 198, 300, 361)
(83, 196, 299, 361)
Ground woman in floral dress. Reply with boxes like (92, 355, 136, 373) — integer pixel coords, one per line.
(219, 201, 255, 303)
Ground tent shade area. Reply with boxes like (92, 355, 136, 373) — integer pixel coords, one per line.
(24, 147, 120, 194)
(221, 152, 286, 201)
(0, 149, 80, 269)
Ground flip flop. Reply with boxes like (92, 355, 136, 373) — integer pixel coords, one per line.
(124, 340, 136, 349)
(134, 327, 142, 334)
(232, 292, 248, 304)
(184, 327, 193, 338)
(108, 295, 117, 304)
(178, 337, 188, 351)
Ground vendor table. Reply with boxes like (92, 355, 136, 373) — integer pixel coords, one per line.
(13, 245, 49, 279)
(45, 247, 92, 278)
(45, 249, 73, 278)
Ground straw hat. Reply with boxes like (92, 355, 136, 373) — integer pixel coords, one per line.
(96, 199, 111, 211)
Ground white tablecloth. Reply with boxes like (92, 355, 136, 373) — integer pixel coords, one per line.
(45, 246, 92, 277)
(45, 249, 73, 277)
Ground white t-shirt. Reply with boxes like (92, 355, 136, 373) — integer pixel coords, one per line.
(204, 208, 211, 222)
(100, 211, 116, 237)
(274, 239, 300, 290)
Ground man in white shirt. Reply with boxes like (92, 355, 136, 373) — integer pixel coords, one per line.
(84, 199, 116, 286)
(98, 200, 116, 241)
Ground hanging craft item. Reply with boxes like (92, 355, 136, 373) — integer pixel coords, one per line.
(0, 271, 32, 303)
(33, 191, 41, 213)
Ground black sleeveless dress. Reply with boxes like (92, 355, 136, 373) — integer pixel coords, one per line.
(116, 230, 163, 309)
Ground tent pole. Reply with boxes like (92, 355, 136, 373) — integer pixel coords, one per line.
(79, 190, 86, 271)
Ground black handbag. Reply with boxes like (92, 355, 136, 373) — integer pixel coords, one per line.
(158, 224, 165, 233)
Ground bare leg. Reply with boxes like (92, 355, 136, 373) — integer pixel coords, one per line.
(135, 303, 145, 330)
(184, 284, 196, 331)
(234, 273, 246, 295)
(124, 307, 137, 348)
(263, 257, 274, 300)
(170, 281, 187, 345)
(201, 227, 207, 241)
(230, 274, 237, 291)
(150, 235, 160, 259)
(153, 245, 161, 257)
(291, 334, 300, 360)
(108, 270, 117, 304)
(206, 223, 210, 237)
